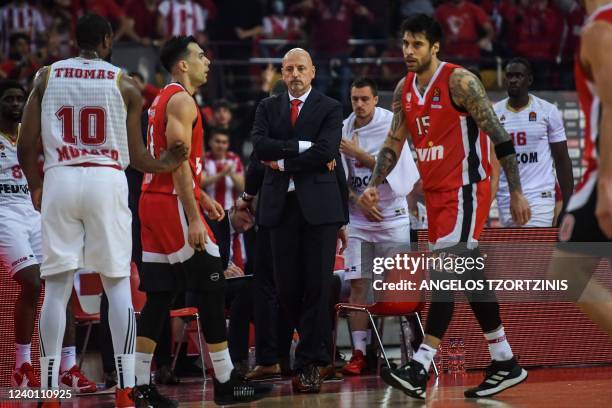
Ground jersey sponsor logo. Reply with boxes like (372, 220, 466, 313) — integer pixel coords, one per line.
(416, 142, 444, 162)
(516, 151, 538, 164)
(0, 184, 29, 194)
(432, 88, 441, 102)
(54, 67, 116, 80)
(11, 255, 33, 267)
(350, 175, 387, 189)
(56, 145, 119, 162)
(529, 111, 537, 121)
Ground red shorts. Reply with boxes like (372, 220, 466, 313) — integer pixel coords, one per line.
(139, 192, 218, 264)
(424, 180, 491, 249)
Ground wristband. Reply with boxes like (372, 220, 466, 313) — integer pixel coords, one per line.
(494, 140, 516, 159)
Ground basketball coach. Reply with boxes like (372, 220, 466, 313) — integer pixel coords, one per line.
(251, 48, 348, 393)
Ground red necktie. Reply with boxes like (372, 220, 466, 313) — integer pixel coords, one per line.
(290, 99, 301, 127)
(231, 233, 245, 270)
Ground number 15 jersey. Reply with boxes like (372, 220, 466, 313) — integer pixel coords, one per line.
(41, 57, 129, 171)
(401, 62, 490, 192)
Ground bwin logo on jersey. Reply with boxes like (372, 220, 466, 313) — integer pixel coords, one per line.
(416, 143, 444, 162)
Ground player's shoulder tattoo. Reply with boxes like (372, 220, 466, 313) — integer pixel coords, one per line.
(449, 68, 510, 145)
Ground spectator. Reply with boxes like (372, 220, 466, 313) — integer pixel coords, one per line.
(130, 72, 160, 111)
(0, 0, 46, 56)
(209, 99, 246, 156)
(556, 0, 585, 88)
(400, 0, 435, 19)
(158, 0, 214, 45)
(0, 33, 41, 87)
(291, 0, 374, 108)
(42, 0, 74, 62)
(260, 0, 304, 58)
(434, 0, 494, 67)
(123, 0, 163, 46)
(202, 130, 245, 211)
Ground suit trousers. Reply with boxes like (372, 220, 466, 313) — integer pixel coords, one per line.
(269, 193, 340, 370)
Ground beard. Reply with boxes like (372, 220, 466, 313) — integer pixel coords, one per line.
(415, 54, 433, 74)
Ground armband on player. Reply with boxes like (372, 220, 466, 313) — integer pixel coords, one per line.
(494, 140, 516, 160)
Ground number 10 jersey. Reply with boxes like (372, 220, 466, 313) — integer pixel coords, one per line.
(41, 57, 128, 171)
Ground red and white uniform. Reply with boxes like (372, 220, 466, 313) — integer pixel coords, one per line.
(40, 57, 132, 278)
(401, 62, 491, 249)
(0, 2, 45, 54)
(140, 83, 218, 264)
(568, 3, 612, 212)
(158, 0, 207, 37)
(203, 151, 243, 211)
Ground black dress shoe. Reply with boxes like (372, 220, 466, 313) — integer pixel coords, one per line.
(154, 365, 180, 385)
(291, 365, 321, 393)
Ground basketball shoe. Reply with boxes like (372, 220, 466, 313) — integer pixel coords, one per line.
(464, 357, 527, 398)
(380, 360, 428, 400)
(60, 365, 97, 393)
(12, 362, 40, 388)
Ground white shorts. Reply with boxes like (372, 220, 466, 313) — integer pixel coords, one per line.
(41, 166, 132, 278)
(344, 223, 411, 280)
(0, 203, 42, 277)
(498, 194, 555, 228)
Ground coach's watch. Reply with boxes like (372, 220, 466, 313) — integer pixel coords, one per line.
(240, 192, 254, 202)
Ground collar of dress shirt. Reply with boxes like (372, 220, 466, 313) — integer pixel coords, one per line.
(288, 86, 312, 105)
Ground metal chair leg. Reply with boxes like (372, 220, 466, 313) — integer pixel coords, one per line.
(171, 321, 188, 372)
(195, 314, 207, 381)
(414, 312, 439, 377)
(78, 323, 92, 369)
(332, 309, 340, 369)
(367, 312, 390, 370)
(398, 316, 408, 366)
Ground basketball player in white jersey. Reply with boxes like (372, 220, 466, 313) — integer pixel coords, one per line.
(339, 77, 419, 375)
(17, 14, 187, 407)
(0, 80, 97, 394)
(492, 58, 574, 227)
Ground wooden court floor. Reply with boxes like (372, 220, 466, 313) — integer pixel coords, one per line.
(6, 365, 612, 408)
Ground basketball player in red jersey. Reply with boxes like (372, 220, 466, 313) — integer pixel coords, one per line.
(18, 13, 187, 408)
(550, 0, 612, 337)
(359, 15, 531, 399)
(136, 36, 272, 406)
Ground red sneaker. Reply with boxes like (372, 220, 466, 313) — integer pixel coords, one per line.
(115, 387, 136, 408)
(60, 365, 97, 393)
(12, 362, 41, 388)
(342, 350, 367, 375)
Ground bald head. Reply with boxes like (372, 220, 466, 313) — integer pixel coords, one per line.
(282, 48, 315, 97)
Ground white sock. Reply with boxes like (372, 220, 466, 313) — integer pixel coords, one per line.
(135, 352, 153, 386)
(40, 356, 61, 389)
(351, 331, 368, 355)
(15, 343, 31, 368)
(115, 354, 136, 388)
(484, 327, 513, 361)
(60, 346, 76, 373)
(412, 343, 437, 372)
(210, 348, 234, 383)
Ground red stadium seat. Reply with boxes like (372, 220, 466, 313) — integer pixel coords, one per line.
(72, 288, 100, 369)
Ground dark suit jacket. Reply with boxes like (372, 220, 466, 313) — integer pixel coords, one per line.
(207, 211, 256, 275)
(250, 88, 348, 227)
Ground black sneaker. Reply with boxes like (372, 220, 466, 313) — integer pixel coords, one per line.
(213, 369, 273, 405)
(380, 360, 429, 400)
(135, 383, 179, 408)
(464, 357, 527, 398)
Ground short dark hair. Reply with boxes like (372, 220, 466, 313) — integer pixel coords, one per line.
(160, 36, 198, 73)
(212, 99, 231, 112)
(9, 33, 30, 48)
(351, 77, 378, 96)
(0, 80, 26, 99)
(210, 129, 230, 140)
(76, 13, 112, 50)
(505, 57, 533, 76)
(400, 14, 443, 47)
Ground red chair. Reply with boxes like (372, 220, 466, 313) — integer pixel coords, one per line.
(332, 256, 440, 376)
(72, 273, 103, 368)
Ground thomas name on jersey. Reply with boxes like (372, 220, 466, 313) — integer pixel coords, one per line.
(53, 67, 116, 80)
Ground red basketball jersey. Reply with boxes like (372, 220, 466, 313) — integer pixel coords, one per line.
(401, 62, 490, 192)
(141, 83, 203, 199)
(574, 4, 612, 191)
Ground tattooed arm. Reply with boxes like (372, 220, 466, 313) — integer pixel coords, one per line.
(449, 68, 531, 225)
(368, 77, 410, 187)
(358, 78, 411, 213)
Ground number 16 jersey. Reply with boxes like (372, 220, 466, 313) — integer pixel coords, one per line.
(41, 57, 128, 171)
(401, 62, 490, 192)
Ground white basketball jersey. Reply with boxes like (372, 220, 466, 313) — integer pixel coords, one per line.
(0, 132, 30, 205)
(41, 57, 129, 171)
(494, 94, 566, 206)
